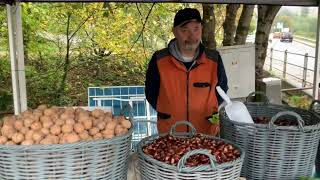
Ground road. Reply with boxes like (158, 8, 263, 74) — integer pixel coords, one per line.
(264, 38, 316, 92)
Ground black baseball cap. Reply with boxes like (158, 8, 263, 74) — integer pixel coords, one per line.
(173, 8, 202, 27)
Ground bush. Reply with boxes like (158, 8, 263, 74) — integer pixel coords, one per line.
(287, 95, 311, 109)
(0, 89, 13, 113)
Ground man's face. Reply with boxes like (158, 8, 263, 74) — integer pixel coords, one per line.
(173, 20, 202, 52)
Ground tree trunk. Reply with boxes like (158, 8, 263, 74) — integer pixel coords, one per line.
(234, 5, 254, 45)
(222, 4, 240, 46)
(57, 12, 94, 103)
(202, 4, 216, 49)
(255, 5, 281, 79)
(57, 13, 72, 102)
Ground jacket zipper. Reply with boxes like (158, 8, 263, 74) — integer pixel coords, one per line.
(186, 61, 196, 132)
(186, 71, 190, 132)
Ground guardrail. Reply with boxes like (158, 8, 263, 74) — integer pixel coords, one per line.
(265, 48, 316, 88)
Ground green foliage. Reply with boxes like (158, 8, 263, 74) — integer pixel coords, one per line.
(292, 16, 317, 40)
(274, 8, 317, 40)
(0, 6, 8, 56)
(287, 95, 311, 110)
(208, 113, 219, 124)
(0, 3, 233, 109)
(0, 89, 13, 112)
(0, 58, 10, 85)
(2, 3, 173, 108)
(248, 10, 257, 34)
(295, 31, 316, 41)
(299, 177, 320, 180)
(0, 7, 11, 113)
(277, 15, 293, 30)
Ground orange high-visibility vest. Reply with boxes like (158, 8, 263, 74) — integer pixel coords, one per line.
(145, 44, 228, 134)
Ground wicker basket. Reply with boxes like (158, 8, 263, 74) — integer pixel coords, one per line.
(220, 93, 320, 180)
(137, 121, 245, 180)
(0, 106, 133, 180)
(310, 100, 320, 175)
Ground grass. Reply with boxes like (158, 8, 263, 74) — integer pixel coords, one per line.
(300, 177, 320, 180)
(294, 32, 316, 42)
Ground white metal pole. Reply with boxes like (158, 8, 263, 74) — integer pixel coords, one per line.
(313, 5, 320, 100)
(146, 100, 151, 121)
(145, 100, 152, 136)
(7, 2, 27, 114)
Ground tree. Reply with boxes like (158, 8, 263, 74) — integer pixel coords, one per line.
(1, 3, 282, 108)
(7, 3, 184, 107)
(234, 5, 254, 45)
(202, 4, 217, 49)
(0, 6, 7, 52)
(276, 16, 293, 30)
(255, 5, 281, 79)
(222, 4, 240, 46)
(0, 6, 13, 113)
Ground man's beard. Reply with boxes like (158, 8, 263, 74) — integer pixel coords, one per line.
(184, 40, 200, 51)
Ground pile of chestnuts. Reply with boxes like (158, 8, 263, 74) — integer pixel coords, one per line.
(143, 134, 241, 167)
(254, 117, 299, 126)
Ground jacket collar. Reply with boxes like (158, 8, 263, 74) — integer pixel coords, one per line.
(168, 38, 205, 64)
(167, 39, 208, 72)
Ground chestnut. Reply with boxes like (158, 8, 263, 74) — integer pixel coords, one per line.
(142, 134, 241, 167)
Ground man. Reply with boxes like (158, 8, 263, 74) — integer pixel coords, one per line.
(145, 8, 228, 135)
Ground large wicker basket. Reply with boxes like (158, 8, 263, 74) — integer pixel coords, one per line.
(310, 100, 320, 175)
(137, 121, 245, 180)
(0, 106, 133, 180)
(220, 93, 320, 180)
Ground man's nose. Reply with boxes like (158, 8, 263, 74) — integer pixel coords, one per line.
(187, 30, 194, 37)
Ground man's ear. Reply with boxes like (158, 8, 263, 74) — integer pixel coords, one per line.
(172, 27, 177, 37)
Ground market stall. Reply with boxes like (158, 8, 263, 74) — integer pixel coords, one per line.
(1, 0, 320, 180)
(1, 0, 320, 115)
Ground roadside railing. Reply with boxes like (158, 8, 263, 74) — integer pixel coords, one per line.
(265, 48, 316, 88)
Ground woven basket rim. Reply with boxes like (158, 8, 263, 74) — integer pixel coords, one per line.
(0, 118, 134, 150)
(219, 102, 320, 131)
(137, 133, 245, 172)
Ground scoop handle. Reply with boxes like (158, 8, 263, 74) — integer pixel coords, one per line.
(216, 86, 231, 104)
